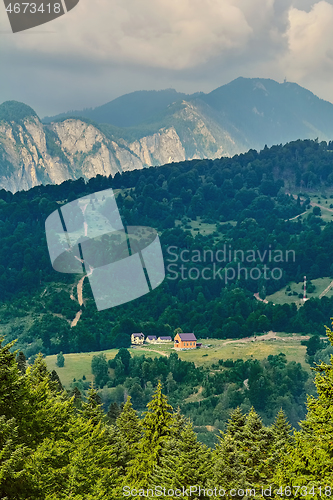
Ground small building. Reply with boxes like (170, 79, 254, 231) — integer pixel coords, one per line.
(146, 335, 157, 344)
(157, 336, 172, 343)
(174, 333, 197, 350)
(131, 333, 144, 345)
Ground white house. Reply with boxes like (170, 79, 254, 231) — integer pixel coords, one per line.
(146, 335, 157, 344)
(131, 333, 144, 345)
(157, 336, 172, 343)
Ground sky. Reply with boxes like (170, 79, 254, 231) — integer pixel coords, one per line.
(1, 0, 333, 117)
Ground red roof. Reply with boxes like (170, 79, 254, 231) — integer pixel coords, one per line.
(176, 333, 197, 342)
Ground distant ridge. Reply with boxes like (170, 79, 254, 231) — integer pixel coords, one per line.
(1, 77, 333, 193)
(43, 89, 199, 127)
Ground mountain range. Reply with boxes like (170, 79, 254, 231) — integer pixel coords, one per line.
(1, 77, 333, 192)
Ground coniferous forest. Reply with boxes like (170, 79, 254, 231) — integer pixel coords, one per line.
(1, 322, 333, 498)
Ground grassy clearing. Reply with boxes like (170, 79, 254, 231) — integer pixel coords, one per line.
(45, 346, 167, 388)
(175, 217, 217, 237)
(45, 335, 310, 388)
(175, 216, 237, 238)
(267, 277, 333, 306)
(176, 337, 309, 370)
(288, 190, 333, 224)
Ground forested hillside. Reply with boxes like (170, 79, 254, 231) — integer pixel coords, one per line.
(1, 322, 333, 498)
(1, 138, 333, 358)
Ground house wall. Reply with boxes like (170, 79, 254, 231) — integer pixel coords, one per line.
(174, 334, 196, 349)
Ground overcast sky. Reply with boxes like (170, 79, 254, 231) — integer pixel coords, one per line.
(1, 0, 333, 117)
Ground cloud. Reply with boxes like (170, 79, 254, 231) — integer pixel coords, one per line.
(281, 1, 333, 81)
(1, 0, 280, 70)
(2, 0, 333, 115)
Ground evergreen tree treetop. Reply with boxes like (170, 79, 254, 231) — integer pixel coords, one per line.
(141, 381, 174, 445)
(116, 396, 141, 446)
(81, 383, 105, 426)
(275, 321, 333, 492)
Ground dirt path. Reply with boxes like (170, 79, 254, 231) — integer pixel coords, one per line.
(253, 292, 269, 304)
(220, 330, 310, 345)
(312, 202, 333, 213)
(319, 280, 333, 298)
(71, 310, 82, 328)
(286, 210, 307, 221)
(286, 192, 333, 215)
(134, 347, 169, 357)
(77, 276, 86, 307)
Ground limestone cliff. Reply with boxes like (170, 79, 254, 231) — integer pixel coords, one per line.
(0, 109, 189, 193)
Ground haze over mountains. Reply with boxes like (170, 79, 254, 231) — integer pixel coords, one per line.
(1, 77, 333, 193)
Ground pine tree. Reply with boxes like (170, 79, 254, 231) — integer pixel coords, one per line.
(0, 340, 124, 499)
(125, 381, 174, 488)
(275, 323, 333, 495)
(225, 406, 246, 437)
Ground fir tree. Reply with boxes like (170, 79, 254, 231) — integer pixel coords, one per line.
(16, 351, 26, 375)
(71, 386, 83, 409)
(125, 381, 174, 488)
(275, 323, 333, 495)
(116, 396, 141, 446)
(172, 406, 188, 438)
(115, 396, 141, 474)
(212, 408, 248, 498)
(81, 384, 105, 426)
(269, 409, 293, 464)
(108, 401, 122, 425)
(212, 407, 274, 498)
(26, 417, 121, 499)
(0, 416, 34, 499)
(153, 422, 212, 498)
(241, 408, 272, 486)
(0, 338, 25, 422)
(50, 369, 64, 392)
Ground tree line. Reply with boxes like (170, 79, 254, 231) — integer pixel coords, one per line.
(1, 323, 333, 498)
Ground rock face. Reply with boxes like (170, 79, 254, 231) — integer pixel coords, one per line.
(0, 114, 188, 193)
(0, 101, 234, 193)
